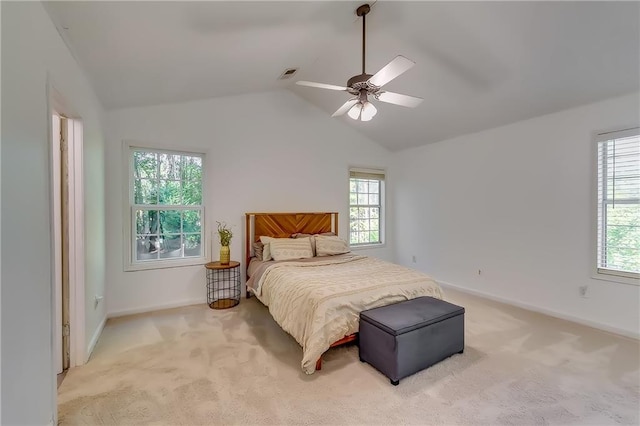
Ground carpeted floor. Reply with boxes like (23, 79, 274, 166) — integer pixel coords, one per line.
(58, 288, 639, 425)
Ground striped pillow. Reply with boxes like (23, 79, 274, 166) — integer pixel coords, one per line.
(269, 237, 314, 261)
(315, 235, 350, 256)
(291, 232, 336, 256)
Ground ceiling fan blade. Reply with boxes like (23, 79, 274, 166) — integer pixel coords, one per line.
(377, 91, 423, 108)
(368, 55, 416, 87)
(296, 81, 348, 91)
(332, 99, 359, 117)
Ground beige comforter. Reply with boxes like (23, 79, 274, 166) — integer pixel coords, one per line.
(246, 254, 443, 374)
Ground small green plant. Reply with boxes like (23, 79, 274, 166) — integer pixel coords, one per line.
(217, 221, 233, 247)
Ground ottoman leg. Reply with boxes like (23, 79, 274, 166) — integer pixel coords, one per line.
(359, 357, 365, 363)
(390, 379, 399, 386)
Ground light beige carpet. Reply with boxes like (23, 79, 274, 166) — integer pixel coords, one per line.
(58, 289, 639, 425)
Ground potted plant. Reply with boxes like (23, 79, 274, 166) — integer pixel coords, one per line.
(217, 221, 233, 265)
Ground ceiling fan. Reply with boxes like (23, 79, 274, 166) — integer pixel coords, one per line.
(296, 3, 423, 122)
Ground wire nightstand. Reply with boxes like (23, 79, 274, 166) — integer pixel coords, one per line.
(204, 261, 241, 309)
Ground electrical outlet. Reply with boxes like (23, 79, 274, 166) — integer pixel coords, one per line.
(412, 255, 417, 263)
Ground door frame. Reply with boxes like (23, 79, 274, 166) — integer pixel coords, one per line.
(51, 114, 65, 374)
(47, 81, 86, 373)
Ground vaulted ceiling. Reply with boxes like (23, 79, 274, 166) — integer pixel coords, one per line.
(45, 1, 639, 151)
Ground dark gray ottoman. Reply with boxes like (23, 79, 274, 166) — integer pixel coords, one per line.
(359, 296, 465, 385)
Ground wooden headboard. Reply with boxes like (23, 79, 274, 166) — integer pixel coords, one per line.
(244, 212, 338, 271)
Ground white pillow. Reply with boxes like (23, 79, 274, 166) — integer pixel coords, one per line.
(269, 237, 314, 261)
(315, 235, 350, 256)
(259, 236, 275, 261)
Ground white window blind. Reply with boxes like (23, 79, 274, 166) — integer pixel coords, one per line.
(596, 128, 640, 278)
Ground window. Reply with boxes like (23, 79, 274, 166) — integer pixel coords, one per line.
(127, 145, 205, 270)
(349, 168, 385, 246)
(595, 128, 640, 281)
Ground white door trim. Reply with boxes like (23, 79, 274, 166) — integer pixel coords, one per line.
(51, 114, 63, 374)
(66, 117, 86, 367)
(47, 78, 86, 426)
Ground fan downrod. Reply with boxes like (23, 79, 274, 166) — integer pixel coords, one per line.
(356, 4, 371, 75)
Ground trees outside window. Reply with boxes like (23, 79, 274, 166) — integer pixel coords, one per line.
(129, 147, 204, 267)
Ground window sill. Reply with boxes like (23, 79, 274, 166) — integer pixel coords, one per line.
(125, 257, 207, 272)
(592, 270, 640, 286)
(350, 243, 386, 251)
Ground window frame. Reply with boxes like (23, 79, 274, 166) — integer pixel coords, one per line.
(123, 141, 207, 271)
(348, 167, 386, 248)
(592, 127, 640, 286)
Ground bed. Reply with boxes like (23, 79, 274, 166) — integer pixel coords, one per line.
(244, 212, 443, 374)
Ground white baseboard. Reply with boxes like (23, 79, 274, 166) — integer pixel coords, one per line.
(86, 315, 107, 361)
(107, 298, 205, 318)
(438, 280, 639, 340)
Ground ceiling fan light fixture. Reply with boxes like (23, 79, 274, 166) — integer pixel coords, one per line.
(348, 103, 363, 120)
(360, 101, 377, 121)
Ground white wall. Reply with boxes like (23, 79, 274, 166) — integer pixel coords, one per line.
(83, 112, 108, 358)
(0, 3, 3, 421)
(1, 2, 106, 424)
(105, 90, 393, 316)
(394, 92, 640, 337)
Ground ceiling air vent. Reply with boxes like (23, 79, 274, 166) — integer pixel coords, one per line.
(279, 68, 298, 80)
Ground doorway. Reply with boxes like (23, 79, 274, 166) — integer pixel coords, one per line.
(49, 84, 86, 384)
(52, 114, 71, 384)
